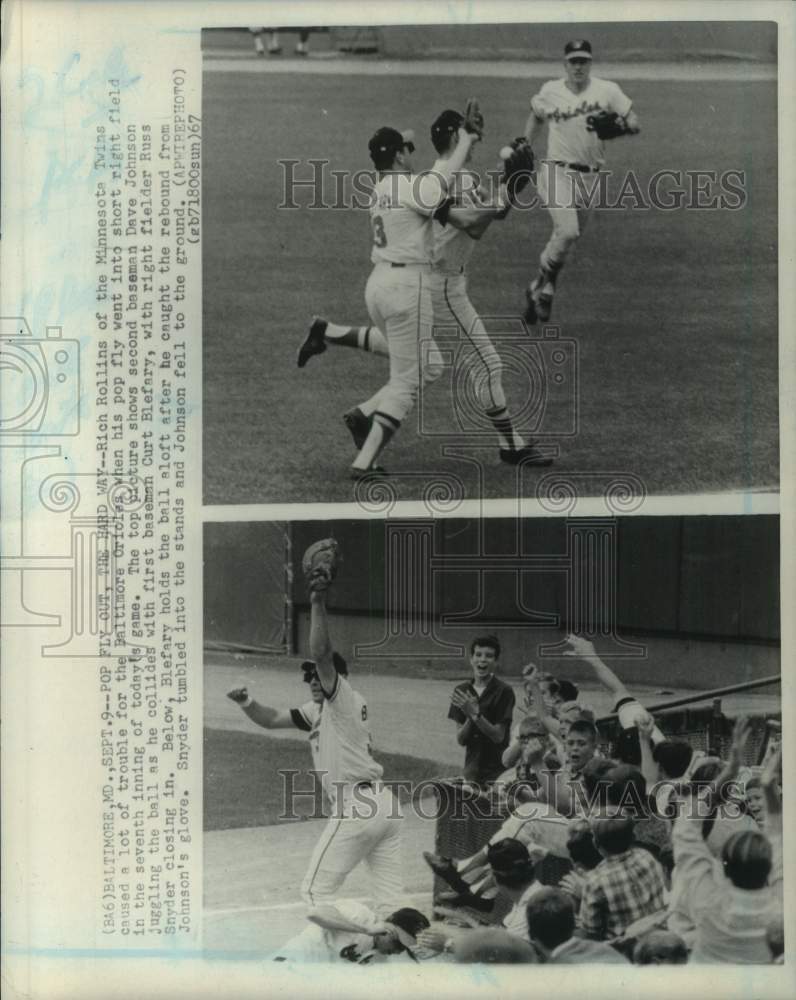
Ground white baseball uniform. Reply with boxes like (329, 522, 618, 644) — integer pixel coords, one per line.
(531, 76, 633, 271)
(293, 673, 404, 912)
(272, 899, 388, 963)
(357, 171, 445, 430)
(429, 164, 508, 417)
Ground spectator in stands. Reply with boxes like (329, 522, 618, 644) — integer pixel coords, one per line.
(448, 636, 515, 787)
(538, 719, 600, 816)
(579, 812, 667, 940)
(500, 714, 550, 802)
(419, 839, 545, 945)
(632, 930, 688, 965)
(563, 634, 665, 765)
(604, 763, 672, 873)
(669, 718, 783, 963)
(526, 888, 629, 964)
(743, 775, 766, 828)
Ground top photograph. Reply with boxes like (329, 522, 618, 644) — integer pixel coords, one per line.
(202, 20, 778, 507)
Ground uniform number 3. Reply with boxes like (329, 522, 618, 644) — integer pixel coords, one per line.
(372, 215, 387, 248)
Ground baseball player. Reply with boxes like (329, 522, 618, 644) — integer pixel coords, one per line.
(335, 122, 482, 478)
(523, 39, 640, 322)
(272, 901, 429, 963)
(298, 108, 551, 467)
(229, 539, 406, 914)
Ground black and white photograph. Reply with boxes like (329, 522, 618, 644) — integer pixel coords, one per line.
(203, 514, 782, 965)
(2, 3, 793, 999)
(202, 20, 779, 505)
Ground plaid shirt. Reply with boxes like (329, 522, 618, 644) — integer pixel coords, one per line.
(579, 847, 666, 940)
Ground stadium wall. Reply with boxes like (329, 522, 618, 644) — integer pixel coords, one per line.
(202, 22, 776, 63)
(289, 515, 780, 644)
(378, 21, 777, 63)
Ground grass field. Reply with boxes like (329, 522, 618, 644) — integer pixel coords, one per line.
(203, 67, 778, 504)
(204, 726, 452, 830)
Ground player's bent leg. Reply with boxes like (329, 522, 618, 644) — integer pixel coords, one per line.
(298, 318, 389, 369)
(361, 790, 405, 914)
(300, 815, 371, 907)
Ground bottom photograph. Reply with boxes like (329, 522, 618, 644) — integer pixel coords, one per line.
(203, 515, 782, 966)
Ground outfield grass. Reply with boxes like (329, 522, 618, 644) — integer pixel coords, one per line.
(204, 726, 454, 830)
(203, 70, 778, 503)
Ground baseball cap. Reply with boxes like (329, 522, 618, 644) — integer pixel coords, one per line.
(301, 651, 348, 682)
(384, 907, 430, 951)
(368, 126, 416, 163)
(564, 39, 593, 60)
(431, 108, 464, 144)
(487, 838, 537, 879)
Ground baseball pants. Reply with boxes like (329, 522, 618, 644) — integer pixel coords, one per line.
(300, 785, 404, 913)
(430, 273, 506, 413)
(536, 161, 599, 273)
(359, 263, 434, 425)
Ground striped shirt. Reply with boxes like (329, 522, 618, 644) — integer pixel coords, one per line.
(579, 847, 666, 940)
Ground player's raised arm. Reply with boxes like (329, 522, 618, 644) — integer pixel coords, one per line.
(226, 686, 295, 729)
(302, 538, 341, 695)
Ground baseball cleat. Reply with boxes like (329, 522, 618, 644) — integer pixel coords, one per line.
(499, 441, 554, 466)
(297, 317, 328, 368)
(535, 280, 554, 322)
(342, 407, 372, 449)
(422, 852, 472, 895)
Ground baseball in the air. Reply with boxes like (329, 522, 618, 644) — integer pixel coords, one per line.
(499, 145, 513, 160)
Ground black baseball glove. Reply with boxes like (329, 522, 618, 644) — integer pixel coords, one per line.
(501, 137, 535, 198)
(585, 110, 632, 140)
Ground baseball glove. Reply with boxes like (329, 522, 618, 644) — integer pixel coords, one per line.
(463, 97, 484, 140)
(501, 137, 535, 201)
(302, 537, 340, 592)
(585, 110, 631, 140)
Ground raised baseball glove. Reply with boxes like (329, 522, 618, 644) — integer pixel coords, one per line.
(463, 97, 484, 140)
(501, 137, 535, 201)
(586, 110, 631, 140)
(302, 537, 340, 592)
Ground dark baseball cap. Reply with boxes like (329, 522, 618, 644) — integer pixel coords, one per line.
(564, 39, 593, 60)
(487, 838, 537, 878)
(431, 109, 464, 144)
(384, 907, 430, 951)
(368, 126, 415, 162)
(301, 651, 348, 682)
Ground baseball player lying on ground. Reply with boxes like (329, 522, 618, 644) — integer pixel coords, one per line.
(298, 103, 551, 470)
(228, 539, 405, 913)
(523, 38, 639, 323)
(271, 900, 430, 963)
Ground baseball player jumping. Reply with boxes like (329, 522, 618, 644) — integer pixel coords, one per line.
(298, 105, 551, 467)
(523, 39, 640, 322)
(228, 539, 405, 913)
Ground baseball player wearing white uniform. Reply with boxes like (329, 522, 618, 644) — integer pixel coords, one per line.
(523, 39, 640, 322)
(226, 595, 404, 912)
(344, 124, 480, 477)
(298, 110, 552, 467)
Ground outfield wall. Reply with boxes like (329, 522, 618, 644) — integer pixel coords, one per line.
(289, 516, 780, 644)
(202, 22, 776, 63)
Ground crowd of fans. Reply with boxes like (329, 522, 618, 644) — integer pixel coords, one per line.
(274, 633, 783, 966)
(414, 633, 784, 965)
